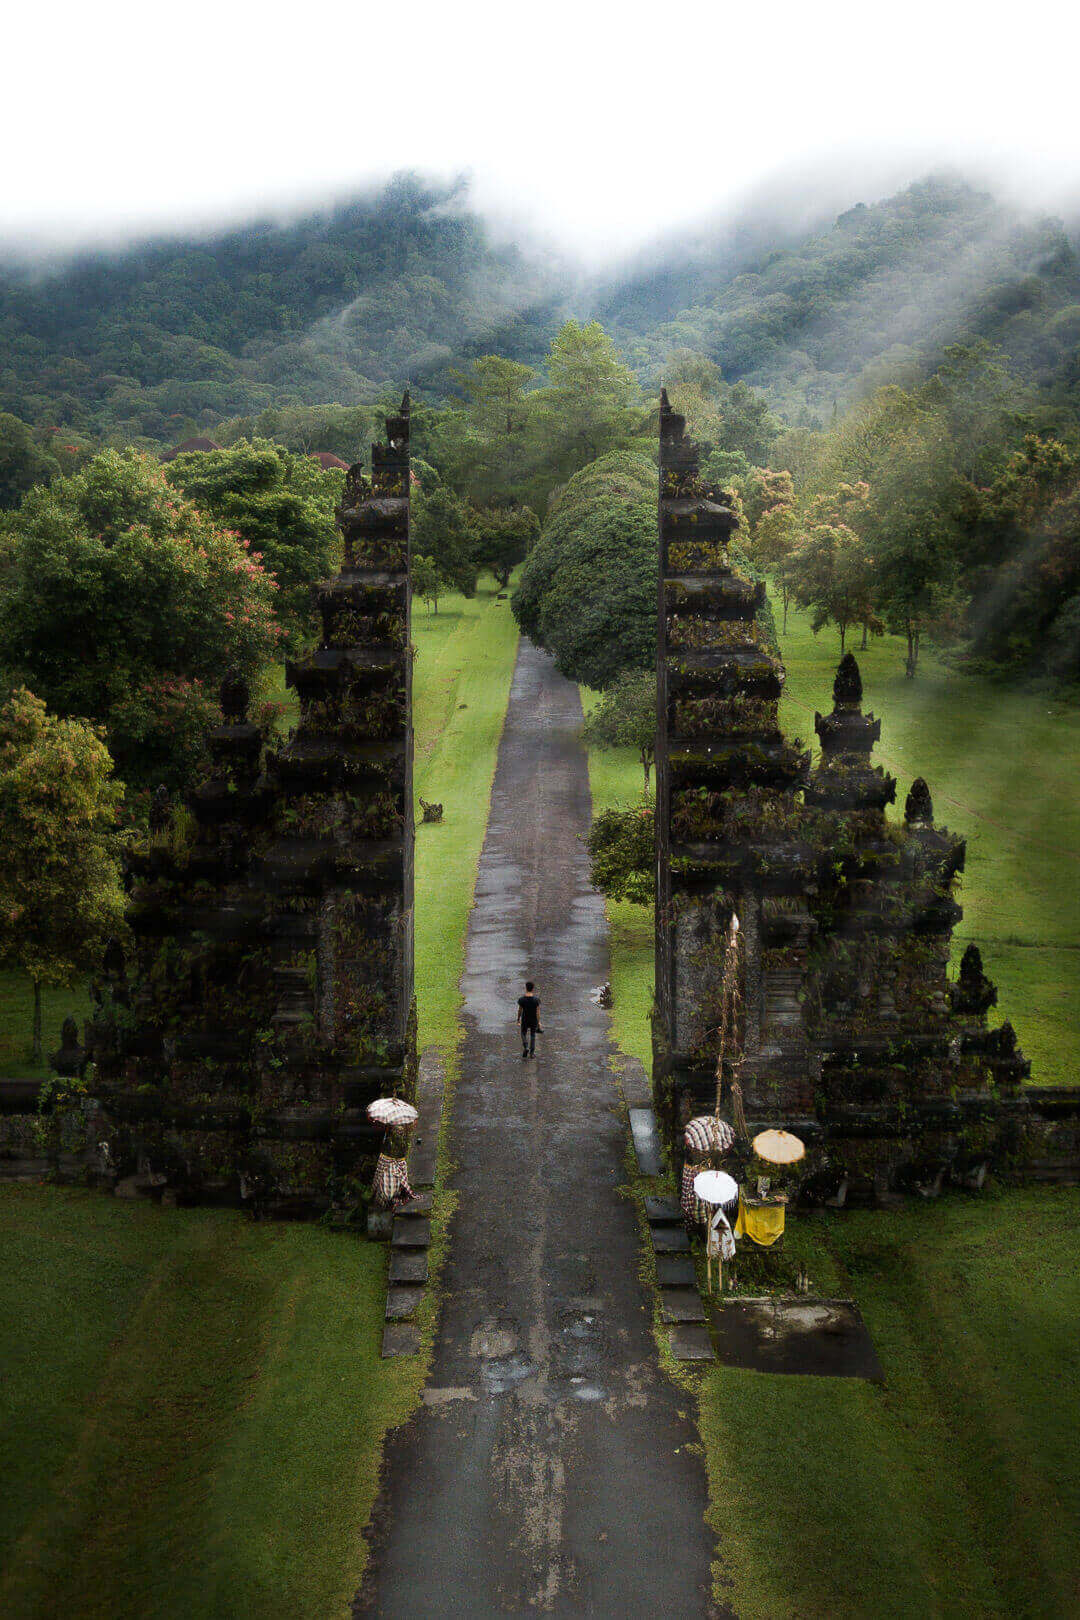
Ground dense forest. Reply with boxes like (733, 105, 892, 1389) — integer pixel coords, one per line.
(5, 172, 1080, 446)
(1, 166, 1079, 736)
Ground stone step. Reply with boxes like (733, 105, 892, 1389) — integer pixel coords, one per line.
(386, 1285, 424, 1322)
(655, 1254, 696, 1287)
(660, 1287, 707, 1325)
(645, 1195, 682, 1226)
(629, 1108, 664, 1178)
(396, 1191, 432, 1216)
(668, 1323, 715, 1362)
(391, 1216, 431, 1249)
(388, 1250, 429, 1285)
(381, 1322, 421, 1358)
(651, 1225, 691, 1254)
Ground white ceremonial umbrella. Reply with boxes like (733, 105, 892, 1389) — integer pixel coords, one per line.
(692, 1170, 738, 1209)
(693, 1170, 739, 1295)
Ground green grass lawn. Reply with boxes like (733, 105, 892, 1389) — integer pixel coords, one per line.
(0, 979, 86, 1078)
(580, 688, 655, 1073)
(412, 585, 519, 1051)
(776, 601, 1080, 1086)
(0, 1187, 420, 1620)
(699, 1189, 1080, 1620)
(0, 585, 518, 1620)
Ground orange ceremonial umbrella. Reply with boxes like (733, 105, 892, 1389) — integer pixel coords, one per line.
(752, 1129, 805, 1166)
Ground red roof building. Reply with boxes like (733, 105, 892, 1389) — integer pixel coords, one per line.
(161, 436, 221, 462)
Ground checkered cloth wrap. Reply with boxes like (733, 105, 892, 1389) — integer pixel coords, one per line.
(372, 1153, 413, 1209)
(681, 1162, 703, 1228)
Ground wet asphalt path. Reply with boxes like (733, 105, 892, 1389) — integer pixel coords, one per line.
(357, 639, 717, 1618)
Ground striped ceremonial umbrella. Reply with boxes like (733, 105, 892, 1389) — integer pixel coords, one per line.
(684, 1115, 735, 1156)
(366, 1097, 419, 1128)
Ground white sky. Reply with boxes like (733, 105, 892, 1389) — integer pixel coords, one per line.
(4, 0, 1080, 262)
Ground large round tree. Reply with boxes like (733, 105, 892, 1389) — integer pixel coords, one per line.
(512, 450, 657, 688)
(0, 450, 278, 792)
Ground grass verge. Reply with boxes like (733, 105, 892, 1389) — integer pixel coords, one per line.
(579, 687, 654, 1072)
(698, 1189, 1080, 1619)
(412, 585, 519, 1052)
(0, 1187, 420, 1620)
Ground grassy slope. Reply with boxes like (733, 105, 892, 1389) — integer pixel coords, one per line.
(776, 601, 1080, 1086)
(0, 586, 518, 1620)
(0, 1190, 417, 1620)
(412, 586, 520, 1051)
(699, 1190, 1080, 1620)
(579, 689, 655, 1071)
(0, 978, 85, 1078)
(583, 615, 1080, 1618)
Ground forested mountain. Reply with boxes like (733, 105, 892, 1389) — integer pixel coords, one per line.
(0, 175, 571, 443)
(3, 171, 1080, 449)
(595, 176, 1080, 426)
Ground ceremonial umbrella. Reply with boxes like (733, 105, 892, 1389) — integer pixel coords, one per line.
(692, 1169, 739, 1211)
(684, 1115, 735, 1156)
(693, 1170, 739, 1293)
(366, 1097, 419, 1128)
(752, 1128, 805, 1166)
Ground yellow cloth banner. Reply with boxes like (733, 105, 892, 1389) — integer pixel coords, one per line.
(735, 1192, 786, 1247)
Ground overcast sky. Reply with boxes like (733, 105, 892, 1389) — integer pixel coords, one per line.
(5, 0, 1080, 262)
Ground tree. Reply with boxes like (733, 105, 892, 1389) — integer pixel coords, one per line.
(411, 485, 479, 598)
(524, 322, 641, 502)
(0, 690, 125, 1063)
(740, 467, 795, 534)
(412, 554, 448, 613)
(512, 450, 656, 650)
(714, 382, 782, 466)
(586, 804, 654, 905)
(0, 413, 60, 510)
(753, 503, 799, 631)
(165, 438, 341, 646)
(535, 501, 656, 687)
(473, 504, 540, 587)
(787, 522, 878, 653)
(0, 451, 278, 791)
(583, 672, 657, 789)
(514, 478, 658, 688)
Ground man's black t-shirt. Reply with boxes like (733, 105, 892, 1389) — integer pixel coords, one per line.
(518, 994, 541, 1030)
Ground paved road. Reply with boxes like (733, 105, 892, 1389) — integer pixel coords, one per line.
(357, 639, 717, 1618)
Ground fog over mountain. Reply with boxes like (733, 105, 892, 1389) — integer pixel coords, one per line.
(3, 163, 1079, 447)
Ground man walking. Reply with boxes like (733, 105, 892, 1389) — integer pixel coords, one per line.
(517, 980, 541, 1059)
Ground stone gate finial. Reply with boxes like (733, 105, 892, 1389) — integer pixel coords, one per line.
(149, 784, 171, 835)
(103, 937, 126, 981)
(220, 671, 250, 723)
(833, 652, 863, 709)
(905, 777, 934, 826)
